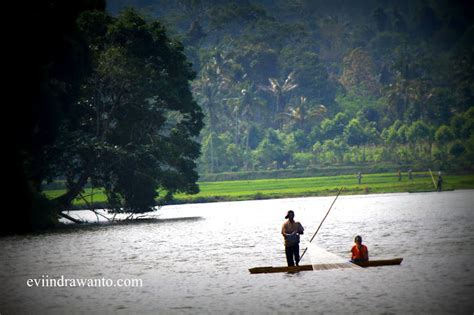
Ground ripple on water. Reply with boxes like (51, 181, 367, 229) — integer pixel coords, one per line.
(1, 191, 473, 313)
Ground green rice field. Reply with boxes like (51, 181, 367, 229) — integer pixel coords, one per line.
(44, 172, 474, 207)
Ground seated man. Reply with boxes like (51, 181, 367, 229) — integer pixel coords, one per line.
(351, 235, 369, 262)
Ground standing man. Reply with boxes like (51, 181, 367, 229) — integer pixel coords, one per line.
(282, 210, 304, 266)
(357, 172, 362, 184)
(437, 171, 443, 192)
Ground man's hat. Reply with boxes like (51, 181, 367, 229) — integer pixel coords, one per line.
(285, 210, 294, 219)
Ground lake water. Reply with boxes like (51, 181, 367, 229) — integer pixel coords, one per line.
(1, 190, 473, 314)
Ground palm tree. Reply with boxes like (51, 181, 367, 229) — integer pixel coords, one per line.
(278, 96, 327, 132)
(225, 84, 259, 143)
(386, 73, 431, 121)
(192, 55, 232, 173)
(260, 71, 298, 115)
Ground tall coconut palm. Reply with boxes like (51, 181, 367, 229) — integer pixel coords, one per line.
(192, 55, 232, 173)
(226, 83, 264, 151)
(278, 96, 327, 132)
(261, 71, 298, 115)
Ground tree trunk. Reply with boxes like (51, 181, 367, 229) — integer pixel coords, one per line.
(53, 162, 92, 213)
(58, 212, 83, 224)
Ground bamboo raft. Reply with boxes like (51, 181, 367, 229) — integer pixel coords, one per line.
(249, 258, 403, 274)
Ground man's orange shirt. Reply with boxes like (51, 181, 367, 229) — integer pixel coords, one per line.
(351, 244, 369, 261)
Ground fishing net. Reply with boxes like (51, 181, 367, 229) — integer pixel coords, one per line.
(306, 243, 361, 271)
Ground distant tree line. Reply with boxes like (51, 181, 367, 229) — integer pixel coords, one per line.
(108, 0, 473, 174)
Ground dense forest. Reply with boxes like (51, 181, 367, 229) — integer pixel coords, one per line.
(109, 0, 474, 174)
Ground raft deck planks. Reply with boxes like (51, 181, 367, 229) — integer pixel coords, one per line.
(249, 258, 403, 274)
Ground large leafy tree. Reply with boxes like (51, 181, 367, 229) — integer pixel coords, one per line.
(280, 48, 337, 111)
(340, 48, 381, 97)
(5, 0, 105, 235)
(254, 129, 287, 169)
(52, 9, 204, 214)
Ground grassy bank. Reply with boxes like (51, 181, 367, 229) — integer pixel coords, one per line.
(44, 172, 474, 208)
(197, 163, 473, 181)
(175, 172, 474, 202)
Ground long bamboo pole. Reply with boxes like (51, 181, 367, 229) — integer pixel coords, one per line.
(428, 168, 437, 190)
(299, 186, 344, 263)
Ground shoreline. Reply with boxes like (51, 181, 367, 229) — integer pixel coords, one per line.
(11, 187, 473, 235)
(63, 186, 469, 211)
(43, 172, 474, 210)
